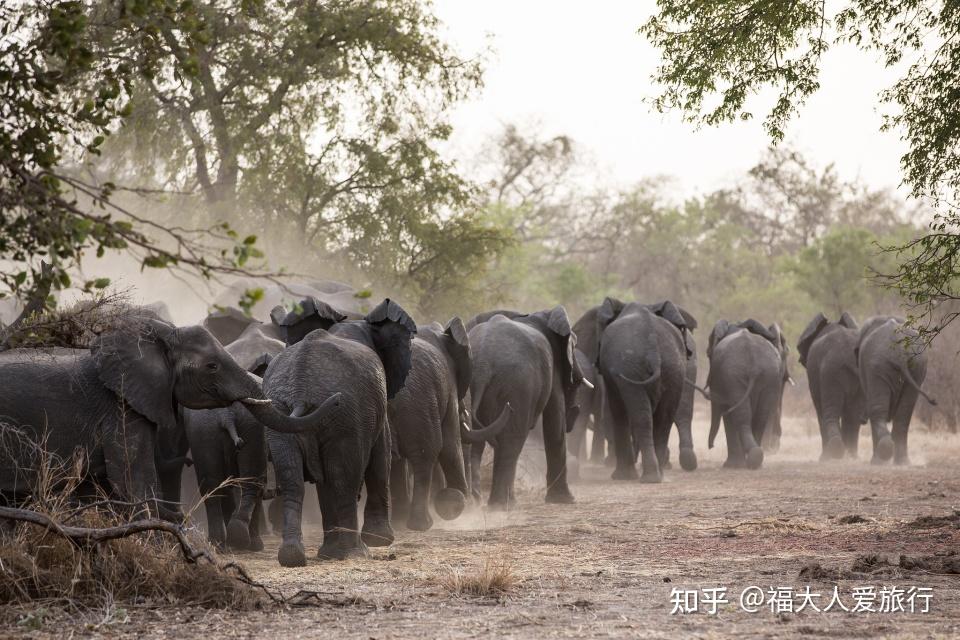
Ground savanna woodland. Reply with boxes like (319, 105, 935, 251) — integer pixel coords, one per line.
(1, 1, 959, 638)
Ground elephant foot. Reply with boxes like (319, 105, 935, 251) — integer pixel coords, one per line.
(317, 541, 368, 561)
(660, 458, 673, 471)
(226, 519, 252, 550)
(825, 435, 844, 460)
(611, 465, 639, 481)
(723, 457, 746, 469)
(604, 454, 616, 468)
(545, 485, 576, 504)
(361, 520, 395, 547)
(638, 472, 662, 484)
(278, 540, 306, 567)
(679, 448, 698, 472)
(874, 436, 894, 462)
(248, 534, 264, 552)
(434, 488, 466, 521)
(406, 510, 433, 532)
(746, 447, 764, 470)
(894, 453, 911, 466)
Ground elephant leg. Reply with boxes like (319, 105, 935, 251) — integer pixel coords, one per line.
(866, 383, 894, 463)
(468, 439, 485, 502)
(608, 386, 639, 481)
(361, 425, 395, 548)
(248, 497, 265, 552)
(722, 414, 746, 469)
(891, 385, 919, 466)
(543, 392, 575, 504)
(435, 407, 468, 519)
(202, 493, 227, 549)
(269, 436, 307, 567)
(653, 401, 674, 476)
(390, 454, 410, 525)
(227, 479, 260, 550)
(268, 495, 283, 535)
(406, 459, 435, 531)
(589, 419, 605, 464)
(103, 415, 168, 519)
(617, 387, 659, 483)
(840, 405, 862, 459)
(488, 443, 521, 509)
(316, 483, 354, 560)
(817, 386, 845, 461)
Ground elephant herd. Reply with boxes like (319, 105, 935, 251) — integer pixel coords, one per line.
(0, 280, 935, 568)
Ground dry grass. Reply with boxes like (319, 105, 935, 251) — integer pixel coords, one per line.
(0, 427, 261, 617)
(433, 553, 519, 597)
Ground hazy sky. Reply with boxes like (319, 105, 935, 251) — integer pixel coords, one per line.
(433, 1, 909, 196)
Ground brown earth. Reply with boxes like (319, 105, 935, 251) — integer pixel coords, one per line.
(4, 415, 960, 638)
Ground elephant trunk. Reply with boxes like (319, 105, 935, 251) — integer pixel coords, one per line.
(461, 402, 513, 444)
(238, 393, 342, 434)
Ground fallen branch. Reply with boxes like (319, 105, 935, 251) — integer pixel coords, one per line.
(0, 505, 348, 607)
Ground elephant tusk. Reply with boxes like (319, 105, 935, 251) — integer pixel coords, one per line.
(581, 378, 595, 390)
(240, 397, 273, 405)
(787, 376, 797, 387)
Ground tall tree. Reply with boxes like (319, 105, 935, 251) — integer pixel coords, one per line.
(0, 1, 263, 309)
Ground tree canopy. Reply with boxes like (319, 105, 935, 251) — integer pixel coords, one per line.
(642, 0, 960, 337)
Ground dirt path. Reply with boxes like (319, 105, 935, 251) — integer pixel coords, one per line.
(7, 417, 960, 638)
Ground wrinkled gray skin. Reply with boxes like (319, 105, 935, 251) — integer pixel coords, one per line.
(596, 299, 688, 482)
(183, 324, 286, 550)
(706, 320, 789, 470)
(264, 297, 415, 566)
(0, 318, 336, 519)
(465, 307, 584, 507)
(389, 319, 487, 531)
(574, 302, 699, 472)
(797, 312, 866, 460)
(856, 316, 935, 465)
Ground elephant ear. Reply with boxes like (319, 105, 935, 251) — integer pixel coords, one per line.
(707, 319, 732, 359)
(92, 318, 178, 434)
(838, 311, 859, 330)
(443, 316, 472, 401)
(597, 297, 626, 333)
(365, 298, 417, 400)
(646, 300, 694, 332)
(545, 305, 584, 388)
(271, 296, 347, 346)
(796, 312, 829, 368)
(646, 300, 694, 357)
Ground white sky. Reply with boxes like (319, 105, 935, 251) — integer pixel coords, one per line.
(433, 0, 909, 197)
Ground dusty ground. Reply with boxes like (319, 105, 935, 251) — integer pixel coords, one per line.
(4, 415, 960, 638)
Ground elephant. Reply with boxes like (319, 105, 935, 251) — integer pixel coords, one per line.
(264, 297, 415, 565)
(706, 319, 789, 469)
(465, 307, 586, 507)
(594, 298, 690, 482)
(856, 316, 936, 465)
(213, 279, 362, 323)
(574, 301, 699, 473)
(797, 312, 865, 460)
(389, 318, 503, 531)
(565, 348, 601, 472)
(183, 322, 286, 550)
(0, 315, 340, 519)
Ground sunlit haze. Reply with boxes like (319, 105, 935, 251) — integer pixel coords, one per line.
(434, 0, 908, 196)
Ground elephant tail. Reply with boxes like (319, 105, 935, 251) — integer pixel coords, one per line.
(461, 402, 513, 444)
(708, 400, 721, 449)
(618, 363, 661, 387)
(708, 376, 756, 449)
(684, 377, 711, 401)
(900, 362, 937, 406)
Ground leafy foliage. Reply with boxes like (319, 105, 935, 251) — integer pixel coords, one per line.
(0, 1, 269, 310)
(643, 0, 960, 337)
